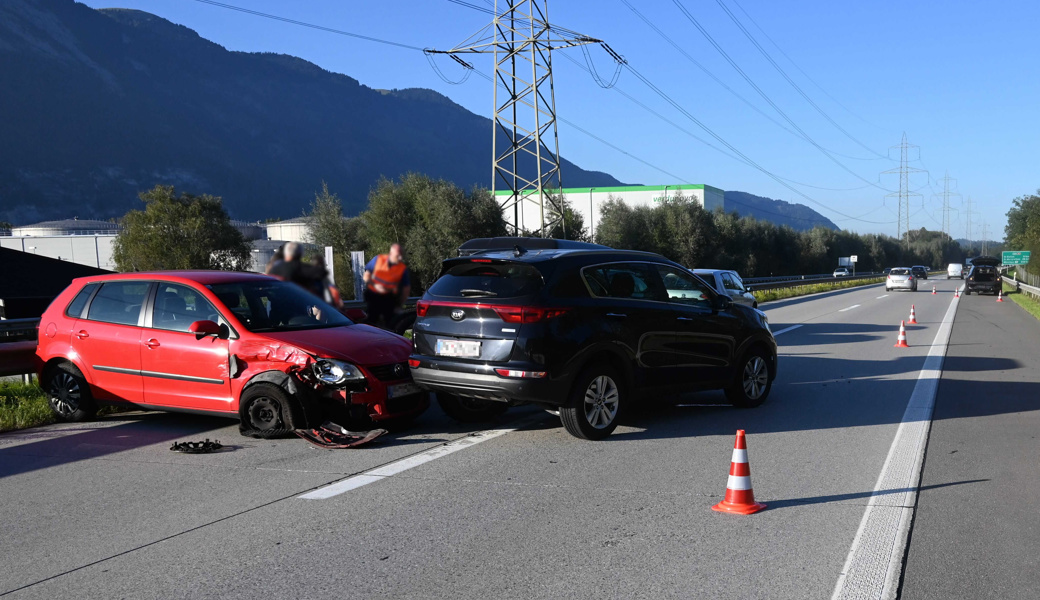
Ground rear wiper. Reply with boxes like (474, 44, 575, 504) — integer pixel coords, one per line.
(459, 289, 498, 297)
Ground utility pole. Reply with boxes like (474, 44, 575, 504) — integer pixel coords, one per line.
(938, 171, 960, 242)
(981, 222, 990, 255)
(426, 1, 621, 236)
(882, 133, 926, 251)
(965, 196, 974, 256)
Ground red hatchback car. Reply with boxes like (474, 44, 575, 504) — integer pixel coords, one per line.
(35, 271, 427, 435)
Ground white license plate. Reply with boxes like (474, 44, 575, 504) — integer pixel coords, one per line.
(436, 339, 481, 357)
(387, 382, 421, 398)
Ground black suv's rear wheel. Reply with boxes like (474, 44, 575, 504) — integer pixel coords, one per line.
(560, 367, 623, 440)
(435, 393, 508, 423)
(725, 349, 773, 408)
(45, 362, 97, 422)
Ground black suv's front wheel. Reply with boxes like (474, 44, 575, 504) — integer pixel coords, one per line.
(560, 367, 624, 440)
(725, 349, 773, 408)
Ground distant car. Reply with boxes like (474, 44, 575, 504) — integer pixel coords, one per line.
(911, 266, 929, 279)
(692, 269, 758, 308)
(947, 263, 964, 279)
(886, 268, 917, 292)
(965, 256, 1001, 295)
(35, 271, 427, 435)
(833, 267, 850, 277)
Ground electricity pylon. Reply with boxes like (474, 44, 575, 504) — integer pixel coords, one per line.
(936, 171, 960, 241)
(426, 1, 617, 236)
(882, 133, 926, 250)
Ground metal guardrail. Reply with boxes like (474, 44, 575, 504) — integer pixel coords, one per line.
(1002, 275, 1040, 300)
(746, 272, 884, 292)
(0, 318, 38, 341)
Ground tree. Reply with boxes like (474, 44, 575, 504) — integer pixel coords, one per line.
(1005, 190, 1040, 277)
(112, 185, 250, 272)
(305, 181, 363, 295)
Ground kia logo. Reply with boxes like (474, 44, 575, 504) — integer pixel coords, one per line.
(450, 309, 465, 321)
(393, 363, 405, 377)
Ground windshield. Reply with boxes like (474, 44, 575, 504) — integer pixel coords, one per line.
(207, 280, 352, 332)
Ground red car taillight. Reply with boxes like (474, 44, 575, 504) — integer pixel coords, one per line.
(491, 306, 570, 323)
(908, 276, 914, 280)
(416, 300, 430, 317)
(408, 358, 420, 368)
(495, 368, 547, 378)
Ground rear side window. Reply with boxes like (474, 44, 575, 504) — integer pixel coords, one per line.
(65, 283, 98, 318)
(86, 281, 150, 326)
(429, 262, 544, 298)
(721, 272, 745, 292)
(583, 263, 664, 301)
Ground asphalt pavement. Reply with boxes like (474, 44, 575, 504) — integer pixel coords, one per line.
(1, 277, 1029, 599)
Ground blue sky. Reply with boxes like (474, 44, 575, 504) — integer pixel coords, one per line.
(80, 0, 1040, 239)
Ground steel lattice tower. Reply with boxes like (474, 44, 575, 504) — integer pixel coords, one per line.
(938, 171, 960, 241)
(882, 133, 925, 250)
(427, 1, 604, 236)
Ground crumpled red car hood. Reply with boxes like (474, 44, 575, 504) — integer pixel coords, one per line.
(259, 324, 412, 366)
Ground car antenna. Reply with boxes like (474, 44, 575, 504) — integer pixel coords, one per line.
(513, 245, 527, 257)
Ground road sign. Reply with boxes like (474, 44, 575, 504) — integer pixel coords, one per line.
(850, 255, 858, 263)
(1002, 251, 1031, 265)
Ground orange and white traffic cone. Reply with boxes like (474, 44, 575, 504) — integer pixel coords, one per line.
(712, 430, 766, 515)
(932, 286, 937, 295)
(955, 288, 960, 298)
(894, 320, 909, 348)
(997, 290, 1004, 302)
(908, 304, 918, 324)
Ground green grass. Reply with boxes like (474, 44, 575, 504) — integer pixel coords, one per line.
(754, 276, 886, 304)
(1004, 281, 1040, 322)
(0, 381, 54, 433)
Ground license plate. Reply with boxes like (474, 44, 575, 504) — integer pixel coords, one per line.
(436, 339, 481, 357)
(387, 382, 422, 399)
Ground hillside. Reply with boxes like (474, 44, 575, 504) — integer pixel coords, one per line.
(0, 0, 622, 223)
(724, 191, 839, 231)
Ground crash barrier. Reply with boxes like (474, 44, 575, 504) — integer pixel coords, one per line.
(1002, 274, 1040, 301)
(744, 272, 884, 292)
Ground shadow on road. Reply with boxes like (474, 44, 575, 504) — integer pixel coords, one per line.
(763, 479, 989, 509)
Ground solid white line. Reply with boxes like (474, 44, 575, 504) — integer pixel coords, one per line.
(831, 291, 960, 600)
(876, 295, 890, 299)
(299, 414, 544, 500)
(771, 324, 802, 336)
(839, 304, 861, 312)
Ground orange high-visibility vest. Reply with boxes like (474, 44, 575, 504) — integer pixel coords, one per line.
(368, 254, 407, 294)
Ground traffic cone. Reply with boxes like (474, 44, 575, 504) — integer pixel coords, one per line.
(712, 430, 766, 515)
(932, 286, 937, 295)
(955, 288, 960, 298)
(894, 320, 909, 348)
(997, 290, 1004, 302)
(908, 305, 918, 324)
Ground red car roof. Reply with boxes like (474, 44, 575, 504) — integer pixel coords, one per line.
(72, 270, 275, 286)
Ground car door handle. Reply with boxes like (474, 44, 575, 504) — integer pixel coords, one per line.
(144, 339, 160, 349)
(676, 317, 695, 322)
(75, 330, 89, 339)
(606, 313, 627, 318)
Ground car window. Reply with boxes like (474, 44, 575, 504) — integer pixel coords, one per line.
(152, 283, 223, 333)
(891, 268, 910, 275)
(655, 265, 713, 307)
(429, 261, 543, 298)
(721, 272, 744, 292)
(583, 263, 663, 301)
(207, 280, 351, 332)
(65, 283, 98, 318)
(85, 281, 150, 326)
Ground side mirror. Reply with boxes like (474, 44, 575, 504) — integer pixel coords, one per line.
(712, 294, 733, 312)
(189, 320, 222, 338)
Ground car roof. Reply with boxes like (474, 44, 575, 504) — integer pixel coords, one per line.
(692, 269, 734, 276)
(446, 248, 672, 264)
(458, 237, 610, 256)
(71, 270, 275, 286)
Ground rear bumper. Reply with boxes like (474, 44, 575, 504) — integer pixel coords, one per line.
(409, 357, 566, 406)
(966, 281, 1000, 293)
(887, 281, 916, 290)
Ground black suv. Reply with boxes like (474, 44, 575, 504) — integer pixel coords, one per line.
(409, 247, 778, 440)
(964, 256, 1002, 295)
(911, 265, 929, 279)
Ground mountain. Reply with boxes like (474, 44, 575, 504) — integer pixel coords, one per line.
(0, 0, 622, 224)
(723, 191, 839, 231)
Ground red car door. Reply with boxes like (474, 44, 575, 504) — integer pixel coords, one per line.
(73, 281, 151, 403)
(139, 282, 233, 413)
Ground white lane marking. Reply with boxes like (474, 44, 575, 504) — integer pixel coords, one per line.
(839, 304, 861, 312)
(876, 295, 890, 299)
(771, 324, 802, 336)
(299, 414, 545, 499)
(831, 290, 960, 600)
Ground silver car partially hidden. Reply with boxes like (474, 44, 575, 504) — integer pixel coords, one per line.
(692, 269, 758, 308)
(886, 267, 917, 292)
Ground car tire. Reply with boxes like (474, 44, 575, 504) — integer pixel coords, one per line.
(44, 362, 97, 422)
(560, 366, 624, 440)
(725, 348, 773, 408)
(239, 382, 301, 437)
(435, 393, 508, 423)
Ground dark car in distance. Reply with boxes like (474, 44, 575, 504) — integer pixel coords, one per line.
(408, 247, 778, 440)
(964, 256, 1002, 295)
(911, 266, 929, 279)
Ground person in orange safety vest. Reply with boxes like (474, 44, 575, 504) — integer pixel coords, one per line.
(362, 243, 411, 327)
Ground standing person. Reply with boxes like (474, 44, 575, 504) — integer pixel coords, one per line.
(363, 243, 410, 328)
(269, 242, 327, 295)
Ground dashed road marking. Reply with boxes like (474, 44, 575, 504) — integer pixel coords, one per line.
(876, 294, 890, 299)
(771, 324, 802, 336)
(839, 304, 861, 312)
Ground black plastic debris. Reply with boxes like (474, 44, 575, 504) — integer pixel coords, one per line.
(170, 439, 224, 454)
(295, 422, 387, 449)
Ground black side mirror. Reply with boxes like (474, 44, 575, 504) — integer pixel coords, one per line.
(712, 294, 733, 312)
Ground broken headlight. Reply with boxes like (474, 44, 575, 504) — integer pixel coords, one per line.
(311, 359, 365, 387)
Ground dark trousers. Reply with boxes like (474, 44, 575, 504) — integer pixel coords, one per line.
(363, 289, 397, 328)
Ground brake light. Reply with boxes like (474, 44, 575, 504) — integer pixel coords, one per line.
(416, 300, 430, 317)
(491, 306, 570, 323)
(495, 368, 547, 378)
(907, 276, 913, 280)
(408, 359, 420, 368)
(471, 259, 492, 263)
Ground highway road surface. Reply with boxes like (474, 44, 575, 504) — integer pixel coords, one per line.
(1, 278, 1036, 599)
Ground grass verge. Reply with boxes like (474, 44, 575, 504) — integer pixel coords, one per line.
(0, 381, 54, 433)
(755, 276, 886, 304)
(1004, 281, 1040, 322)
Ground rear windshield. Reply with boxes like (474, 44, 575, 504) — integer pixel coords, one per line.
(890, 268, 910, 275)
(429, 261, 543, 298)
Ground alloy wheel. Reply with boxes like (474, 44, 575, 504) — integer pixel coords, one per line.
(583, 375, 619, 429)
(742, 356, 769, 400)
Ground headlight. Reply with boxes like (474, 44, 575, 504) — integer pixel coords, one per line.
(754, 308, 770, 333)
(311, 359, 365, 386)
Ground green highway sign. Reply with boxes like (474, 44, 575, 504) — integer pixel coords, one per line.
(1002, 251, 1031, 265)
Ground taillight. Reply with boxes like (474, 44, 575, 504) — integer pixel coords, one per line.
(416, 300, 430, 317)
(471, 259, 492, 263)
(408, 358, 420, 368)
(491, 306, 570, 323)
(908, 276, 913, 280)
(495, 368, 547, 378)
